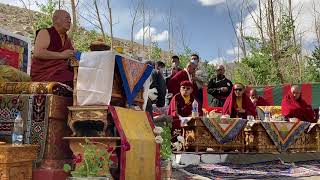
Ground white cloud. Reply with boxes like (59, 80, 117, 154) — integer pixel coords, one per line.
(239, 0, 320, 46)
(135, 26, 168, 42)
(208, 57, 225, 65)
(197, 0, 226, 6)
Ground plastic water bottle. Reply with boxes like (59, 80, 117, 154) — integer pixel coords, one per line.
(264, 110, 271, 121)
(12, 112, 24, 145)
(192, 100, 199, 118)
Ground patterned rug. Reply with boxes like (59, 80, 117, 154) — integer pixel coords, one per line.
(202, 117, 247, 144)
(27, 95, 49, 162)
(0, 28, 31, 73)
(183, 160, 320, 179)
(115, 55, 153, 106)
(0, 95, 30, 134)
(261, 121, 310, 152)
(0, 94, 49, 162)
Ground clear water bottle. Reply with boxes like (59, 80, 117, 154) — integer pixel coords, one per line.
(12, 112, 24, 146)
(192, 100, 199, 118)
(264, 110, 271, 121)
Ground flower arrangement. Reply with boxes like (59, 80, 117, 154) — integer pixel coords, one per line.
(64, 139, 115, 178)
(153, 126, 184, 160)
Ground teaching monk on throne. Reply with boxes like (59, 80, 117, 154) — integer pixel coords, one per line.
(31, 10, 76, 87)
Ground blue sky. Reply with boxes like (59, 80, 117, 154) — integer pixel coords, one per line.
(1, 0, 319, 63)
(77, 0, 245, 62)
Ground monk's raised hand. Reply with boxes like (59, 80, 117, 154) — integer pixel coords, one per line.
(60, 49, 75, 59)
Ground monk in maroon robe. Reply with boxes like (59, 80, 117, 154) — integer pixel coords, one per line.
(222, 83, 257, 119)
(31, 10, 75, 86)
(281, 85, 315, 123)
(167, 63, 198, 97)
(249, 89, 269, 107)
(168, 81, 203, 130)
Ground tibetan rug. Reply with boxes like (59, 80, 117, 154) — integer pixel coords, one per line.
(202, 117, 247, 144)
(261, 121, 310, 152)
(183, 160, 320, 179)
(115, 55, 153, 106)
(0, 94, 49, 162)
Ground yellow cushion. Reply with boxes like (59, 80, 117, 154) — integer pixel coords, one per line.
(0, 65, 31, 82)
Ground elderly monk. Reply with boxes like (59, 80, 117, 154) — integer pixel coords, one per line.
(31, 10, 75, 86)
(281, 85, 315, 123)
(167, 62, 198, 97)
(249, 89, 269, 107)
(222, 83, 256, 118)
(168, 81, 203, 129)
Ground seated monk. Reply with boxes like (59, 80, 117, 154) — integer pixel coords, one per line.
(31, 10, 75, 87)
(281, 85, 316, 123)
(249, 89, 269, 107)
(222, 83, 257, 118)
(168, 81, 203, 130)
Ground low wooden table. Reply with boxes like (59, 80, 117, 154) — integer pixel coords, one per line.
(245, 122, 320, 153)
(0, 144, 38, 180)
(183, 118, 245, 152)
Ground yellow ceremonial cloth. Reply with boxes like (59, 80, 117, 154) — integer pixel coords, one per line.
(112, 107, 159, 180)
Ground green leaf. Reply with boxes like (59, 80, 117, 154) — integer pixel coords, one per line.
(63, 164, 71, 173)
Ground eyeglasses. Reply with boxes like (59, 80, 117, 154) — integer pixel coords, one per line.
(181, 86, 191, 90)
(235, 88, 243, 92)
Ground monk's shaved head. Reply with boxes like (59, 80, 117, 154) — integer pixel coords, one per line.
(291, 85, 301, 100)
(249, 89, 257, 96)
(52, 10, 71, 33)
(53, 10, 69, 23)
(216, 65, 225, 70)
(216, 64, 225, 76)
(291, 85, 300, 92)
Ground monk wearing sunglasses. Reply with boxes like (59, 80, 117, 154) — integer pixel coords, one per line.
(222, 83, 256, 118)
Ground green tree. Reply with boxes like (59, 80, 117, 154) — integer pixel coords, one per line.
(304, 47, 320, 82)
(177, 47, 192, 68)
(234, 14, 302, 85)
(33, 0, 57, 31)
(150, 42, 162, 60)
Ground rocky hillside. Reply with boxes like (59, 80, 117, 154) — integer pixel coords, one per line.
(0, 3, 172, 61)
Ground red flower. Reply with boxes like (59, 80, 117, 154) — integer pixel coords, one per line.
(109, 154, 118, 163)
(99, 157, 105, 161)
(107, 146, 114, 153)
(72, 153, 82, 164)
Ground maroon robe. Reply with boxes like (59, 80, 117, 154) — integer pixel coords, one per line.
(281, 92, 315, 123)
(31, 26, 74, 85)
(254, 96, 269, 107)
(170, 67, 182, 78)
(222, 87, 257, 119)
(168, 93, 203, 129)
(167, 70, 198, 96)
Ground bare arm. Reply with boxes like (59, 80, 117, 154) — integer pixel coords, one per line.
(33, 29, 74, 60)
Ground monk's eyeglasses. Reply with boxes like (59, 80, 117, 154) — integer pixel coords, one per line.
(181, 86, 191, 90)
(235, 88, 243, 92)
